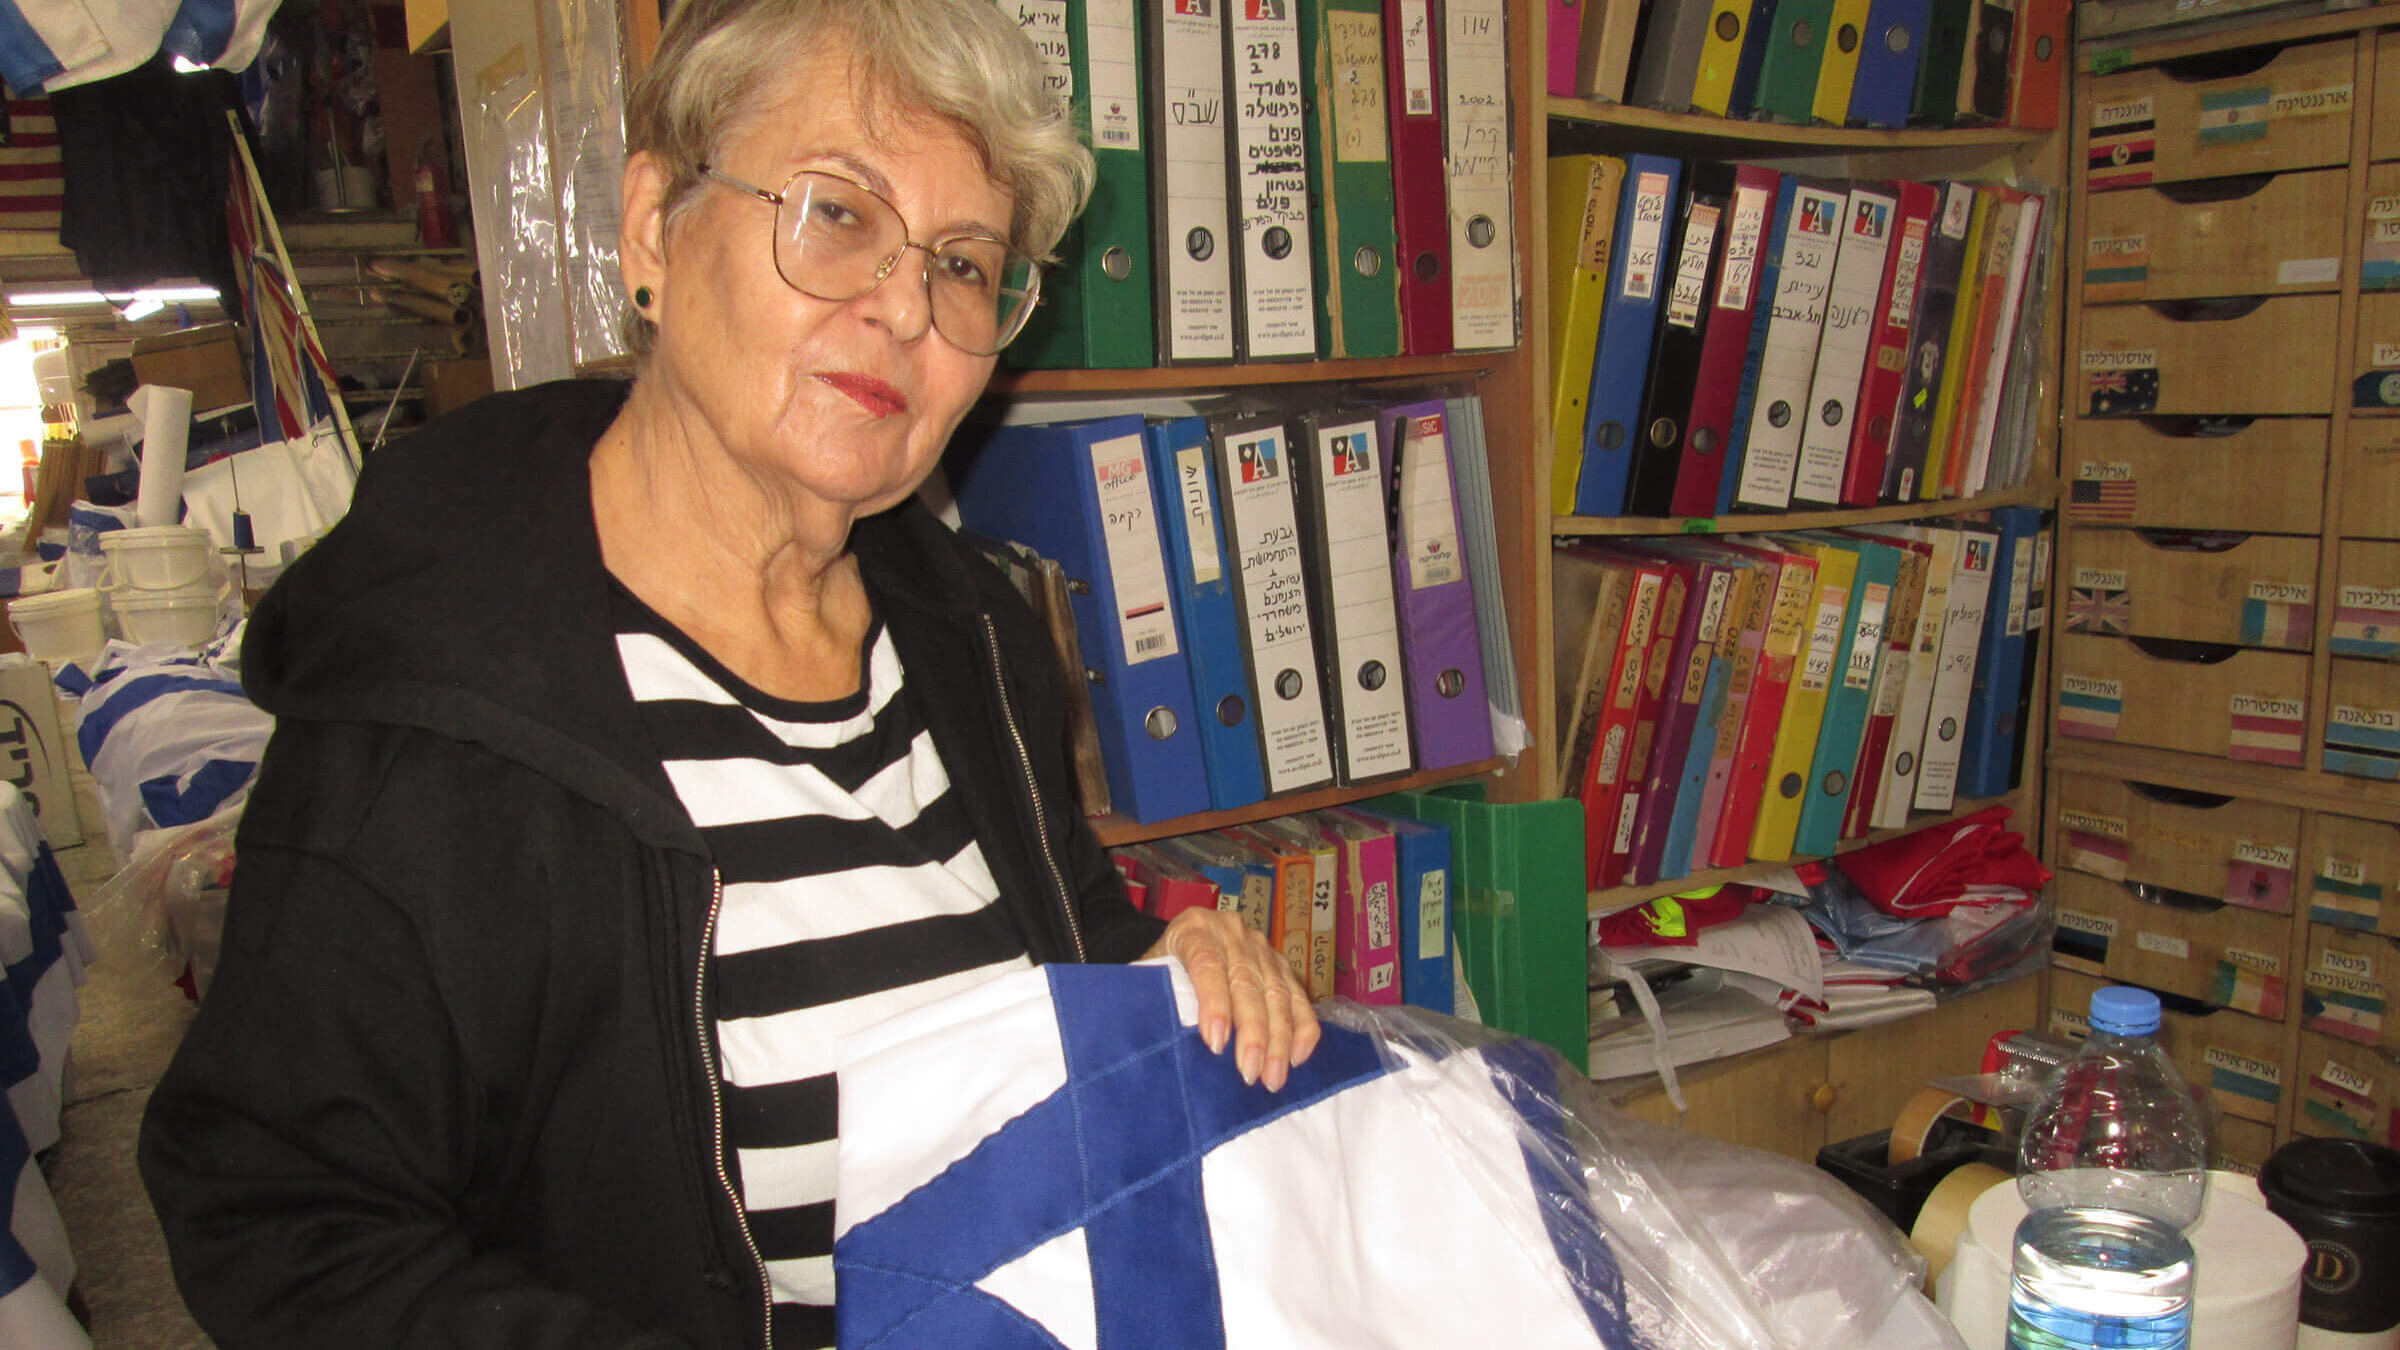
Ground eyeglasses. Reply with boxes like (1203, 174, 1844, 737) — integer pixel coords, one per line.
(697, 164, 1041, 356)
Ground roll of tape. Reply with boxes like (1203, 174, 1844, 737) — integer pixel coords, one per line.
(1890, 1086, 1980, 1164)
(1912, 1161, 2011, 1287)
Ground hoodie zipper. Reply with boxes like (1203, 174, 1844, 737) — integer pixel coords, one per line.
(981, 614, 1085, 963)
(694, 864, 776, 1348)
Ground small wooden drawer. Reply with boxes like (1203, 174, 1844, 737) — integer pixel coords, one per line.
(2081, 294, 2338, 418)
(2065, 416, 2325, 534)
(2303, 924, 2400, 1056)
(2326, 659, 2400, 782)
(2087, 40, 2356, 190)
(2344, 420, 2400, 541)
(2216, 1115, 2279, 1176)
(2053, 869, 2292, 1015)
(2333, 540, 2400, 660)
(2053, 968, 2287, 1125)
(2083, 169, 2346, 303)
(2307, 812, 2400, 934)
(2063, 528, 2320, 651)
(2378, 33, 2400, 162)
(2053, 771, 2302, 915)
(2055, 631, 2311, 766)
(2352, 293, 2400, 411)
(2298, 1028, 2400, 1145)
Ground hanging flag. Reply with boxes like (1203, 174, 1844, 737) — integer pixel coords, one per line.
(222, 113, 358, 468)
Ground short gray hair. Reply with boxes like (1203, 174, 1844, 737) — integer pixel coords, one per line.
(626, 0, 1095, 260)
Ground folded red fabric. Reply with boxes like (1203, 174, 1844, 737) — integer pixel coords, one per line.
(1592, 887, 1758, 948)
(1835, 805, 2052, 918)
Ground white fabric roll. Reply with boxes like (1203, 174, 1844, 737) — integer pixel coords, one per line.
(129, 384, 192, 529)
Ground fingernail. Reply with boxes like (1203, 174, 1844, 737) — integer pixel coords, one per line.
(1238, 1044, 1262, 1086)
(1205, 1018, 1230, 1055)
(1265, 1058, 1288, 1092)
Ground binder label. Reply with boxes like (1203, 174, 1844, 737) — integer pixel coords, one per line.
(1327, 11, 1389, 162)
(1222, 425, 1334, 790)
(1665, 202, 1721, 329)
(1939, 183, 1975, 239)
(1228, 0, 1317, 357)
(1172, 446, 1223, 584)
(1718, 183, 1771, 310)
(1397, 0, 1434, 115)
(1089, 0, 1142, 150)
(1157, 0, 1235, 361)
(1846, 584, 1889, 692)
(1443, 0, 1514, 348)
(1399, 415, 1463, 590)
(2007, 538, 2034, 637)
(1623, 172, 1671, 301)
(1884, 217, 1929, 328)
(1089, 433, 1181, 663)
(1313, 420, 1410, 779)
(1007, 0, 1074, 102)
(1800, 584, 1848, 693)
(1417, 868, 1446, 958)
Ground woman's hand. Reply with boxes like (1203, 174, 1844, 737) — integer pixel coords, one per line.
(1141, 909, 1320, 1092)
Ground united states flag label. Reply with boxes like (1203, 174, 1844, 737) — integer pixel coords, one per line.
(2070, 462, 2137, 521)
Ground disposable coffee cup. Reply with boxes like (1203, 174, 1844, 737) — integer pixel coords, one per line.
(2263, 1138, 2400, 1336)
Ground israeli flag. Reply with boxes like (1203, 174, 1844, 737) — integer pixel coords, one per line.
(833, 961, 1638, 1350)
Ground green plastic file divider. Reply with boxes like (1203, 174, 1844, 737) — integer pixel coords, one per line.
(1368, 785, 1589, 1074)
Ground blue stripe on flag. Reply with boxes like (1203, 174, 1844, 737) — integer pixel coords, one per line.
(2332, 720, 2400, 753)
(2061, 690, 2122, 714)
(163, 0, 238, 65)
(77, 673, 248, 766)
(140, 757, 257, 829)
(2327, 748, 2400, 781)
(0, 3, 64, 94)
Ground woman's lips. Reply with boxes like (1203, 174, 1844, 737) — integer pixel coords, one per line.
(817, 372, 908, 418)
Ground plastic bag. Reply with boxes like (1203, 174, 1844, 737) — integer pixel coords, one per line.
(85, 805, 240, 997)
(1323, 1000, 1963, 1350)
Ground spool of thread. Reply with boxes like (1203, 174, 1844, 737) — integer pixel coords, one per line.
(127, 384, 192, 529)
(231, 510, 255, 552)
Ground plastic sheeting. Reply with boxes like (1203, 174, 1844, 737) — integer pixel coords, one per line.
(832, 958, 1959, 1350)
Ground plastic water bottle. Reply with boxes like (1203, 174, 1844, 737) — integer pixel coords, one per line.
(2007, 985, 2209, 1349)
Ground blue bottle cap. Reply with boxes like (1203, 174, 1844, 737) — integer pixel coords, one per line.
(2090, 985, 2162, 1036)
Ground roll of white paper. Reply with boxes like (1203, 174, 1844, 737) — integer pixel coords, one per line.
(129, 384, 193, 529)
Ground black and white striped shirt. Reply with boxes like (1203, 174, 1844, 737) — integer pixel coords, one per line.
(612, 586, 1031, 1349)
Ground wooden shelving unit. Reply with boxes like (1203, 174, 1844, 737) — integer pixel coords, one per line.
(1555, 481, 2056, 540)
(1090, 759, 1504, 848)
(1547, 96, 2048, 152)
(988, 351, 1500, 397)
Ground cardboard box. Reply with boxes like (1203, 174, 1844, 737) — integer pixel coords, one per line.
(2086, 39, 2354, 190)
(0, 657, 81, 850)
(2325, 657, 2400, 781)
(2082, 167, 2346, 303)
(2052, 869, 2292, 1016)
(130, 323, 249, 413)
(2080, 293, 2337, 418)
(2306, 812, 2400, 933)
(424, 356, 495, 420)
(2064, 527, 2319, 651)
(2066, 416, 2325, 534)
(2052, 968, 2287, 1126)
(2053, 771, 2302, 915)
(2344, 420, 2400, 541)
(2054, 630, 2311, 764)
(2298, 1028, 2400, 1145)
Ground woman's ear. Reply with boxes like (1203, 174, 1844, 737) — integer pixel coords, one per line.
(620, 149, 672, 312)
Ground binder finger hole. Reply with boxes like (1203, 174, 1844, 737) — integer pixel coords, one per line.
(1789, 19, 1814, 49)
(1357, 661, 1386, 692)
(1436, 669, 1465, 699)
(1715, 11, 1741, 40)
(1215, 693, 1247, 727)
(1186, 227, 1215, 262)
(1352, 244, 1383, 278)
(1274, 669, 1303, 700)
(1145, 707, 1179, 741)
(1884, 24, 1909, 54)
(1836, 23, 1858, 53)
(1101, 246, 1132, 281)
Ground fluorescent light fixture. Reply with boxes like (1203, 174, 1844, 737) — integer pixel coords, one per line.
(118, 297, 164, 321)
(6, 291, 107, 306)
(13, 327, 56, 341)
(135, 286, 220, 303)
(170, 55, 211, 73)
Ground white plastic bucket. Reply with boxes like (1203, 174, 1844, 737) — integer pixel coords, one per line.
(9, 587, 104, 665)
(100, 526, 215, 591)
(111, 590, 221, 648)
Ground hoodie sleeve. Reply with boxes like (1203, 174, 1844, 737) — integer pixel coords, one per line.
(138, 837, 702, 1350)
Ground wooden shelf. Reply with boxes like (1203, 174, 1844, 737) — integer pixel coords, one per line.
(2079, 3, 2400, 72)
(986, 351, 1503, 397)
(1555, 481, 2052, 538)
(2046, 742, 2400, 823)
(1586, 791, 2025, 918)
(1088, 758, 1503, 848)
(1545, 96, 2047, 152)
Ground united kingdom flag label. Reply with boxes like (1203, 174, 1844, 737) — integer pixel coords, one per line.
(2066, 567, 2130, 635)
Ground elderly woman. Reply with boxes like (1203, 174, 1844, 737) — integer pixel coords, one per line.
(137, 2, 1317, 1347)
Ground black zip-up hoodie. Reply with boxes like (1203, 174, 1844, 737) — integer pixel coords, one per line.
(138, 380, 1163, 1350)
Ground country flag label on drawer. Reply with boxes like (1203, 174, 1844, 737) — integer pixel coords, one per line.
(2085, 233, 2150, 296)
(2053, 908, 2115, 972)
(2089, 97, 2155, 188)
(2328, 703, 2400, 781)
(2313, 854, 2384, 930)
(2213, 946, 2286, 1019)
(2368, 197, 2400, 288)
(2059, 676, 2124, 740)
(2332, 584, 2400, 659)
(2060, 809, 2131, 880)
(2229, 693, 2307, 767)
(2305, 1057, 2380, 1139)
(2070, 462, 2137, 521)
(2205, 1046, 2283, 1119)
(2305, 967, 2387, 1044)
(2047, 1005, 2090, 1039)
(2240, 579, 2315, 650)
(2197, 85, 2273, 143)
(2083, 350, 2160, 416)
(2067, 567, 2131, 634)
(2225, 839, 2296, 912)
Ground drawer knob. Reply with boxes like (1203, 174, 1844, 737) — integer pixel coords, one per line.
(1809, 1083, 1839, 1114)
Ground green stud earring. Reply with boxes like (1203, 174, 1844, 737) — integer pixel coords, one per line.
(634, 286, 653, 310)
